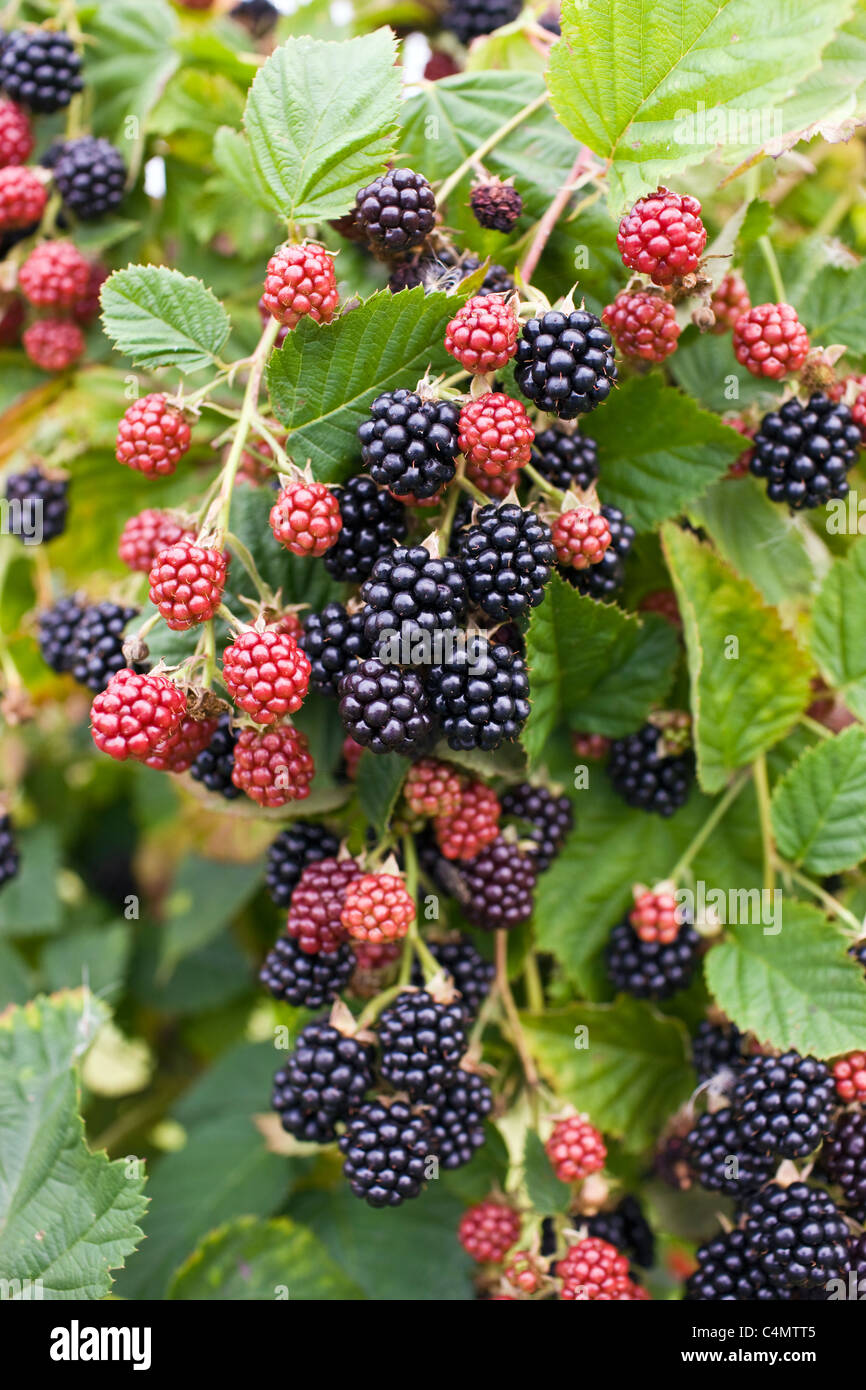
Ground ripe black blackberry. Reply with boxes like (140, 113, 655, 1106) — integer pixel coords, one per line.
(265, 822, 340, 908)
(52, 136, 127, 220)
(324, 475, 407, 584)
(685, 1230, 780, 1301)
(340, 1098, 434, 1207)
(531, 426, 599, 492)
(566, 504, 635, 600)
(412, 935, 495, 1020)
(822, 1110, 866, 1207)
(0, 30, 83, 113)
(0, 813, 19, 890)
(300, 603, 370, 696)
(470, 179, 522, 233)
(338, 658, 434, 756)
(686, 1110, 776, 1197)
(189, 714, 242, 800)
(607, 723, 694, 816)
(849, 938, 866, 973)
(456, 502, 555, 621)
(377, 988, 467, 1101)
(731, 1050, 835, 1158)
(457, 836, 536, 930)
(358, 389, 460, 501)
(360, 545, 467, 655)
(67, 601, 140, 693)
(259, 935, 353, 1010)
(691, 1018, 746, 1083)
(354, 168, 436, 254)
(442, 0, 522, 43)
(271, 1019, 373, 1143)
(5, 466, 68, 542)
(500, 782, 573, 871)
(742, 1181, 850, 1291)
(750, 393, 862, 509)
(514, 308, 617, 418)
(605, 917, 700, 999)
(588, 1195, 656, 1269)
(230, 0, 280, 35)
(37, 595, 85, 673)
(428, 1069, 493, 1169)
(426, 637, 530, 751)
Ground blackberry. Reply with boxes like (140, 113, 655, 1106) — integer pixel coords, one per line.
(608, 723, 694, 816)
(685, 1230, 781, 1301)
(588, 1195, 655, 1269)
(0, 30, 83, 113)
(360, 545, 467, 655)
(377, 988, 467, 1101)
(566, 504, 635, 600)
(731, 1051, 835, 1158)
(271, 1019, 373, 1143)
(514, 308, 617, 418)
(354, 168, 436, 255)
(189, 714, 242, 800)
(259, 935, 353, 1010)
(340, 1098, 434, 1207)
(300, 603, 370, 696)
(428, 1069, 493, 1169)
(67, 601, 140, 693)
(324, 475, 407, 584)
(412, 935, 495, 1020)
(4, 466, 68, 542)
(358, 389, 460, 501)
(605, 918, 700, 999)
(500, 782, 573, 870)
(265, 822, 340, 908)
(338, 658, 434, 756)
(452, 251, 515, 299)
(442, 0, 522, 44)
(0, 813, 19, 890)
(426, 638, 530, 751)
(750, 393, 862, 509)
(229, 0, 280, 35)
(37, 595, 85, 673)
(822, 1110, 866, 1207)
(850, 938, 866, 973)
(52, 136, 127, 220)
(456, 502, 555, 621)
(470, 179, 522, 233)
(457, 837, 537, 930)
(692, 1018, 746, 1083)
(742, 1181, 850, 1291)
(531, 427, 599, 492)
(686, 1110, 776, 1197)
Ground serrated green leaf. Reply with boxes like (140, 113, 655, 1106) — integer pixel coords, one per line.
(522, 1129, 572, 1216)
(662, 525, 813, 792)
(0, 825, 62, 937)
(801, 262, 866, 355)
(523, 574, 679, 761)
(101, 266, 231, 372)
(688, 475, 816, 607)
(169, 1216, 365, 1299)
(811, 540, 866, 721)
(668, 327, 782, 415)
(356, 752, 407, 838)
(705, 900, 866, 1057)
(243, 30, 400, 221)
(159, 854, 263, 973)
(771, 726, 866, 873)
(81, 0, 180, 173)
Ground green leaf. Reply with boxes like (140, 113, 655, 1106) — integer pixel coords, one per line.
(705, 900, 866, 1057)
(169, 1216, 365, 1299)
(100, 265, 231, 372)
(522, 1129, 572, 1216)
(521, 1000, 693, 1151)
(159, 854, 263, 973)
(0, 825, 62, 937)
(580, 377, 747, 533)
(0, 991, 147, 1299)
(523, 574, 679, 761)
(771, 726, 866, 873)
(267, 286, 464, 482)
(688, 475, 816, 607)
(42, 922, 133, 1002)
(81, 0, 180, 173)
(357, 752, 407, 838)
(662, 525, 813, 792)
(668, 327, 781, 415)
(811, 539, 866, 720)
(801, 261, 866, 356)
(243, 30, 400, 221)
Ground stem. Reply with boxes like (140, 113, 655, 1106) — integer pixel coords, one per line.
(523, 951, 544, 1013)
(758, 235, 786, 303)
(224, 531, 273, 603)
(668, 768, 751, 882)
(356, 983, 406, 1031)
(781, 863, 864, 935)
(753, 754, 775, 896)
(438, 459, 465, 550)
(400, 835, 441, 982)
(130, 610, 161, 643)
(800, 713, 833, 740)
(523, 461, 563, 501)
(435, 90, 550, 207)
(200, 620, 216, 690)
(495, 930, 538, 1088)
(456, 476, 489, 505)
(213, 316, 280, 544)
(520, 150, 587, 285)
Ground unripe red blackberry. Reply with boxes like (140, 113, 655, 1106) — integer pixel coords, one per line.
(470, 178, 522, 232)
(338, 658, 434, 756)
(546, 1114, 607, 1183)
(499, 782, 573, 870)
(573, 731, 610, 760)
(465, 460, 519, 498)
(72, 261, 109, 326)
(358, 390, 460, 501)
(551, 502, 612, 569)
(354, 168, 436, 254)
(831, 373, 866, 442)
(231, 723, 315, 806)
(557, 1236, 631, 1300)
(0, 99, 32, 167)
(458, 1200, 521, 1263)
(272, 1019, 374, 1143)
(710, 272, 750, 333)
(116, 394, 191, 476)
(732, 302, 809, 379)
(567, 502, 635, 600)
(602, 288, 680, 362)
(118, 509, 193, 573)
(638, 587, 681, 626)
(629, 885, 680, 943)
(342, 734, 364, 779)
(0, 165, 46, 229)
(143, 715, 219, 773)
(378, 988, 467, 1100)
(531, 426, 599, 492)
(287, 855, 361, 953)
(434, 779, 500, 860)
(222, 626, 311, 723)
(832, 1050, 866, 1104)
(91, 669, 187, 762)
(515, 308, 617, 418)
(404, 758, 462, 819)
(341, 871, 416, 944)
(148, 542, 227, 630)
(731, 1050, 835, 1158)
(23, 319, 84, 372)
(617, 187, 706, 286)
(0, 292, 24, 345)
(340, 1098, 434, 1206)
(445, 294, 518, 374)
(18, 241, 90, 309)
(262, 242, 338, 329)
(459, 836, 537, 930)
(504, 1250, 544, 1295)
(300, 602, 370, 697)
(260, 934, 353, 1010)
(269, 479, 341, 556)
(430, 1070, 493, 1170)
(457, 391, 533, 476)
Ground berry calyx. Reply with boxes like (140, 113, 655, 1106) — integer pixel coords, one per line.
(231, 723, 315, 806)
(341, 872, 416, 944)
(551, 500, 612, 569)
(434, 779, 500, 860)
(404, 757, 463, 819)
(616, 187, 706, 286)
(18, 241, 90, 309)
(261, 242, 338, 329)
(287, 855, 361, 954)
(222, 626, 311, 723)
(116, 394, 192, 476)
(90, 669, 187, 762)
(444, 294, 519, 374)
(148, 542, 228, 631)
(545, 1113, 607, 1183)
(602, 288, 680, 362)
(118, 509, 193, 573)
(457, 391, 534, 476)
(732, 302, 810, 379)
(23, 319, 84, 372)
(269, 478, 342, 556)
(458, 1201, 521, 1263)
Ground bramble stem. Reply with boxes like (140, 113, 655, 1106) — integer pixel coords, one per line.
(523, 461, 562, 501)
(780, 863, 864, 935)
(752, 754, 775, 896)
(520, 150, 587, 285)
(758, 235, 786, 303)
(495, 930, 539, 1088)
(435, 90, 550, 207)
(213, 316, 281, 544)
(668, 768, 752, 882)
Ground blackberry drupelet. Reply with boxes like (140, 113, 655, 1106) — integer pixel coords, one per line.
(0, 813, 19, 889)
(514, 308, 617, 418)
(340, 1098, 434, 1207)
(52, 136, 127, 220)
(605, 917, 700, 999)
(742, 1181, 850, 1291)
(567, 504, 635, 600)
(37, 595, 85, 673)
(588, 1195, 656, 1269)
(686, 1230, 781, 1301)
(500, 782, 573, 870)
(360, 545, 467, 654)
(731, 1051, 835, 1158)
(271, 1019, 373, 1143)
(68, 601, 140, 693)
(324, 475, 407, 584)
(692, 1018, 746, 1083)
(354, 168, 436, 255)
(265, 822, 340, 908)
(358, 389, 460, 501)
(531, 426, 599, 492)
(377, 988, 467, 1101)
(442, 0, 522, 43)
(412, 935, 495, 1020)
(428, 1070, 493, 1169)
(822, 1110, 866, 1207)
(608, 723, 694, 816)
(458, 837, 537, 930)
(456, 502, 555, 621)
(0, 30, 83, 113)
(339, 658, 434, 756)
(300, 603, 370, 696)
(686, 1110, 776, 1196)
(259, 935, 353, 1010)
(5, 466, 68, 541)
(189, 714, 242, 800)
(426, 638, 530, 750)
(750, 393, 862, 509)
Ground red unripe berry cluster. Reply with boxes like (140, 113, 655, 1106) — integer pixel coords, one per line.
(269, 479, 342, 557)
(545, 1113, 607, 1182)
(444, 294, 518, 374)
(617, 186, 706, 286)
